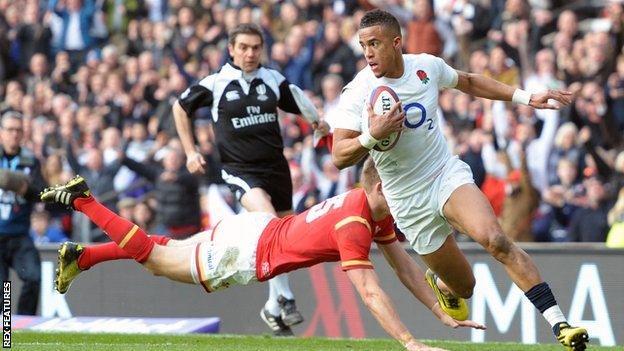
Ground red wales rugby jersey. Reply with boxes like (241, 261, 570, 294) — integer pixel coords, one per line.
(255, 189, 397, 281)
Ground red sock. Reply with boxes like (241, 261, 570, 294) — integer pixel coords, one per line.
(74, 197, 154, 263)
(77, 235, 171, 270)
(77, 242, 129, 270)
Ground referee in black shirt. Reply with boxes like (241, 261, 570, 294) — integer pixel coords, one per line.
(173, 23, 328, 336)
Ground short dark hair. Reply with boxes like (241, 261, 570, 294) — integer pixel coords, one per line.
(228, 23, 264, 46)
(359, 9, 401, 37)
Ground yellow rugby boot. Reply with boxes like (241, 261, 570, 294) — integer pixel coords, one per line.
(554, 322, 589, 351)
(54, 242, 84, 294)
(40, 175, 91, 209)
(425, 269, 469, 321)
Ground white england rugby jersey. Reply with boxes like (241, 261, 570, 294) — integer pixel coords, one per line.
(332, 54, 458, 199)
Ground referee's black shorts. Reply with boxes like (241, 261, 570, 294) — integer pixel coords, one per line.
(221, 158, 293, 213)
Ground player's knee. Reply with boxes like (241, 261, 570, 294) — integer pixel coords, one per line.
(484, 230, 512, 261)
(143, 261, 162, 277)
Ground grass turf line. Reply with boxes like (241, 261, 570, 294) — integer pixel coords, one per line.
(11, 331, 620, 351)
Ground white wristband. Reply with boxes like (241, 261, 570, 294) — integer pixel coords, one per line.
(358, 131, 379, 150)
(512, 89, 532, 105)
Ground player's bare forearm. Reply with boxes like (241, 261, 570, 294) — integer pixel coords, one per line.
(332, 129, 370, 169)
(172, 100, 196, 156)
(347, 269, 416, 347)
(455, 71, 515, 102)
(380, 242, 438, 310)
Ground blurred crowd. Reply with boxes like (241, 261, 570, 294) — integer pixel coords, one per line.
(0, 0, 623, 245)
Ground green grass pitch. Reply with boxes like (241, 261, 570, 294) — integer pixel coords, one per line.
(10, 331, 621, 351)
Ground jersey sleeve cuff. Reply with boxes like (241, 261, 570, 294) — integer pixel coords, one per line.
(374, 232, 398, 245)
(341, 259, 373, 271)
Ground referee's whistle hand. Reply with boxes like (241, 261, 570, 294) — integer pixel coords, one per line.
(186, 152, 207, 174)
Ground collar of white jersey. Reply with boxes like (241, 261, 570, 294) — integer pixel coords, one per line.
(221, 61, 263, 82)
(377, 56, 410, 84)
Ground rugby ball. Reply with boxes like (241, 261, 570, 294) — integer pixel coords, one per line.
(364, 85, 401, 151)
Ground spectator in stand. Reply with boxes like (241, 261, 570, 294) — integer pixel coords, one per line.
(65, 143, 121, 212)
(547, 122, 581, 186)
(0, 112, 46, 315)
(114, 121, 155, 194)
(458, 129, 486, 188)
(607, 55, 624, 130)
(557, 10, 580, 42)
(399, 0, 457, 58)
(51, 51, 74, 94)
(16, 3, 52, 68)
(311, 21, 357, 93)
(484, 46, 520, 87)
(571, 82, 621, 151)
(49, 0, 96, 71)
(132, 200, 156, 233)
(320, 73, 343, 129)
(290, 163, 317, 214)
(117, 197, 136, 220)
(405, 0, 443, 56)
(121, 146, 201, 238)
(284, 25, 315, 90)
(104, 0, 146, 36)
(568, 176, 613, 242)
(30, 209, 68, 244)
(25, 54, 51, 95)
(524, 48, 564, 93)
(535, 158, 583, 242)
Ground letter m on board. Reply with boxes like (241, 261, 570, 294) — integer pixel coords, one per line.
(302, 264, 366, 338)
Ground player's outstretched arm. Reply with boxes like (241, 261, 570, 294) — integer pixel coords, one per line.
(379, 241, 486, 330)
(379, 241, 438, 308)
(172, 100, 206, 174)
(346, 268, 448, 351)
(454, 71, 573, 109)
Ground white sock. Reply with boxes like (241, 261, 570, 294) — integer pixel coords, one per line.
(264, 275, 294, 316)
(543, 305, 566, 327)
(264, 298, 280, 316)
(264, 281, 280, 315)
(270, 274, 294, 300)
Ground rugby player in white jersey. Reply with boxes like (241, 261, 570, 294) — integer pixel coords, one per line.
(331, 9, 588, 351)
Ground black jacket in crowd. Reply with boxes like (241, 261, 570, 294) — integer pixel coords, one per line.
(121, 156, 201, 230)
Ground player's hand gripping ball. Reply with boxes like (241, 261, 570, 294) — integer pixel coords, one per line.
(363, 85, 402, 151)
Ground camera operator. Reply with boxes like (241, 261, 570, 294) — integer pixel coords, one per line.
(0, 111, 46, 315)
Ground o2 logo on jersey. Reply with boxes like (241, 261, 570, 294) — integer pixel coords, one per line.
(306, 193, 348, 223)
(403, 102, 434, 130)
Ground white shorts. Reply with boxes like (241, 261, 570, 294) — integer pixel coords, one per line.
(388, 156, 474, 255)
(190, 212, 275, 292)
